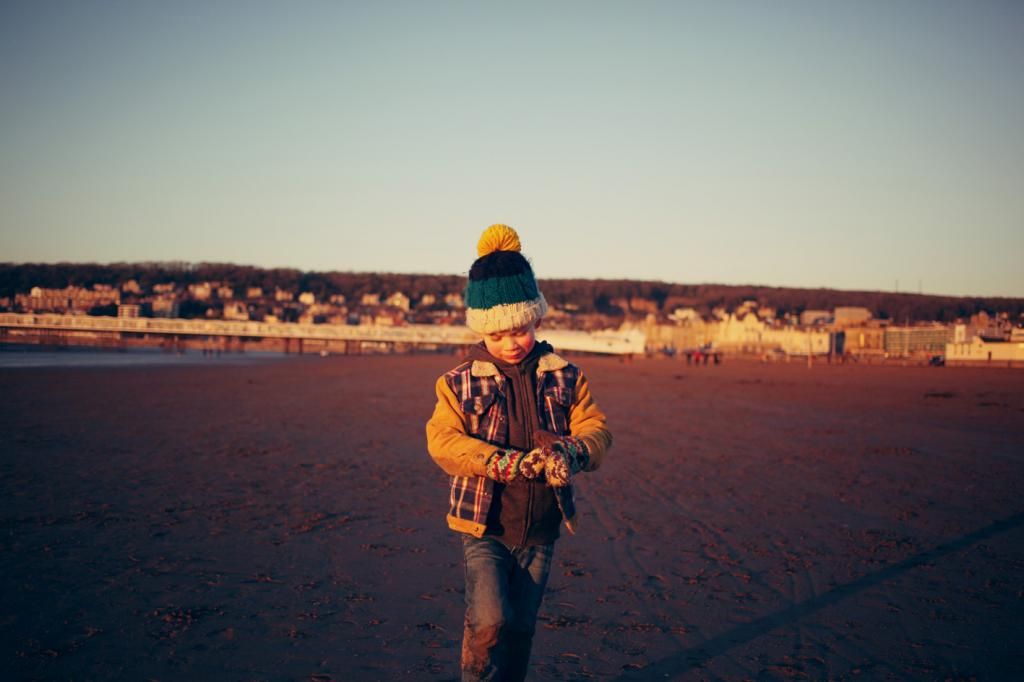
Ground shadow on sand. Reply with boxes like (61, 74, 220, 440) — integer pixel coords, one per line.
(615, 511, 1024, 680)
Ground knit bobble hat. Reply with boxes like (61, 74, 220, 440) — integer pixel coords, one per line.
(464, 224, 548, 334)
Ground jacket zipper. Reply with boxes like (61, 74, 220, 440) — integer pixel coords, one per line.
(519, 480, 533, 548)
(516, 366, 536, 548)
(519, 368, 546, 548)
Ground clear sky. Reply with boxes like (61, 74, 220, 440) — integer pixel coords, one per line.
(1, 1, 1021, 297)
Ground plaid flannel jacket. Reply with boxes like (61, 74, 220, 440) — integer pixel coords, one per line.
(435, 352, 585, 537)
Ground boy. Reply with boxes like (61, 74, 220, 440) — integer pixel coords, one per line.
(426, 224, 612, 681)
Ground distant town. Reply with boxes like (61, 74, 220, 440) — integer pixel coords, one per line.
(0, 263, 1022, 366)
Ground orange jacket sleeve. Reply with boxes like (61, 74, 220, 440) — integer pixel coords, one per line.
(425, 375, 498, 478)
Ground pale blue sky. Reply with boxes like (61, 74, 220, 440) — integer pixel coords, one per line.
(1, 1, 1021, 297)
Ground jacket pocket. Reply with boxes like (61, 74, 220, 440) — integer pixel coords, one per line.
(462, 393, 497, 416)
(541, 387, 573, 434)
(461, 393, 499, 438)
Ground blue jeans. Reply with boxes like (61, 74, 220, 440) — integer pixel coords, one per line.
(461, 535, 555, 682)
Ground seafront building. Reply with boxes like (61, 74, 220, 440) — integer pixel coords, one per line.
(639, 308, 1018, 364)
(2, 274, 1021, 364)
(945, 326, 1024, 367)
(883, 326, 951, 357)
(15, 286, 120, 313)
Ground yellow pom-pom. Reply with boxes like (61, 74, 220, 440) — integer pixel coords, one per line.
(477, 224, 521, 257)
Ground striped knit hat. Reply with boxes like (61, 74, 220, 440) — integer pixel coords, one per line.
(464, 224, 548, 334)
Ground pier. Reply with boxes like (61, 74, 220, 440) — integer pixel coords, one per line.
(0, 313, 477, 355)
(0, 313, 645, 355)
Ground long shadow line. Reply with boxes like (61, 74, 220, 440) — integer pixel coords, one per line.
(613, 511, 1024, 681)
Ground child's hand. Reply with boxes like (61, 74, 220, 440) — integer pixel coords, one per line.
(554, 437, 590, 471)
(542, 436, 591, 487)
(533, 429, 560, 448)
(485, 448, 546, 483)
(519, 448, 548, 479)
(544, 447, 572, 487)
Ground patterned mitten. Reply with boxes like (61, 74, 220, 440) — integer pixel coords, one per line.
(485, 448, 546, 483)
(544, 447, 572, 487)
(543, 436, 590, 486)
(554, 436, 590, 474)
(519, 448, 548, 479)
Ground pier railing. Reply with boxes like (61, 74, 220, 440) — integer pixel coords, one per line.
(0, 313, 646, 354)
(0, 313, 477, 345)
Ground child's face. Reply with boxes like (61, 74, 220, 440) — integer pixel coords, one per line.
(483, 322, 538, 364)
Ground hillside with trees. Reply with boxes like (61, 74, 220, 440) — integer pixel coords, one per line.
(1, 262, 1021, 323)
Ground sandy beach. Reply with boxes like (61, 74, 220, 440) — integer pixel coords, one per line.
(2, 353, 1022, 680)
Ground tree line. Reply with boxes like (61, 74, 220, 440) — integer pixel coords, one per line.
(1, 262, 1021, 323)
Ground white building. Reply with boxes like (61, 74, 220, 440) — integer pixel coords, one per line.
(385, 292, 410, 311)
(223, 301, 250, 321)
(946, 337, 1024, 366)
(763, 327, 832, 355)
(714, 313, 765, 348)
(833, 307, 872, 327)
(800, 310, 831, 326)
(668, 307, 701, 324)
(189, 283, 213, 300)
(151, 296, 180, 318)
(707, 313, 833, 355)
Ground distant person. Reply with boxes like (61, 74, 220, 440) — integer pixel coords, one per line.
(426, 225, 613, 681)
